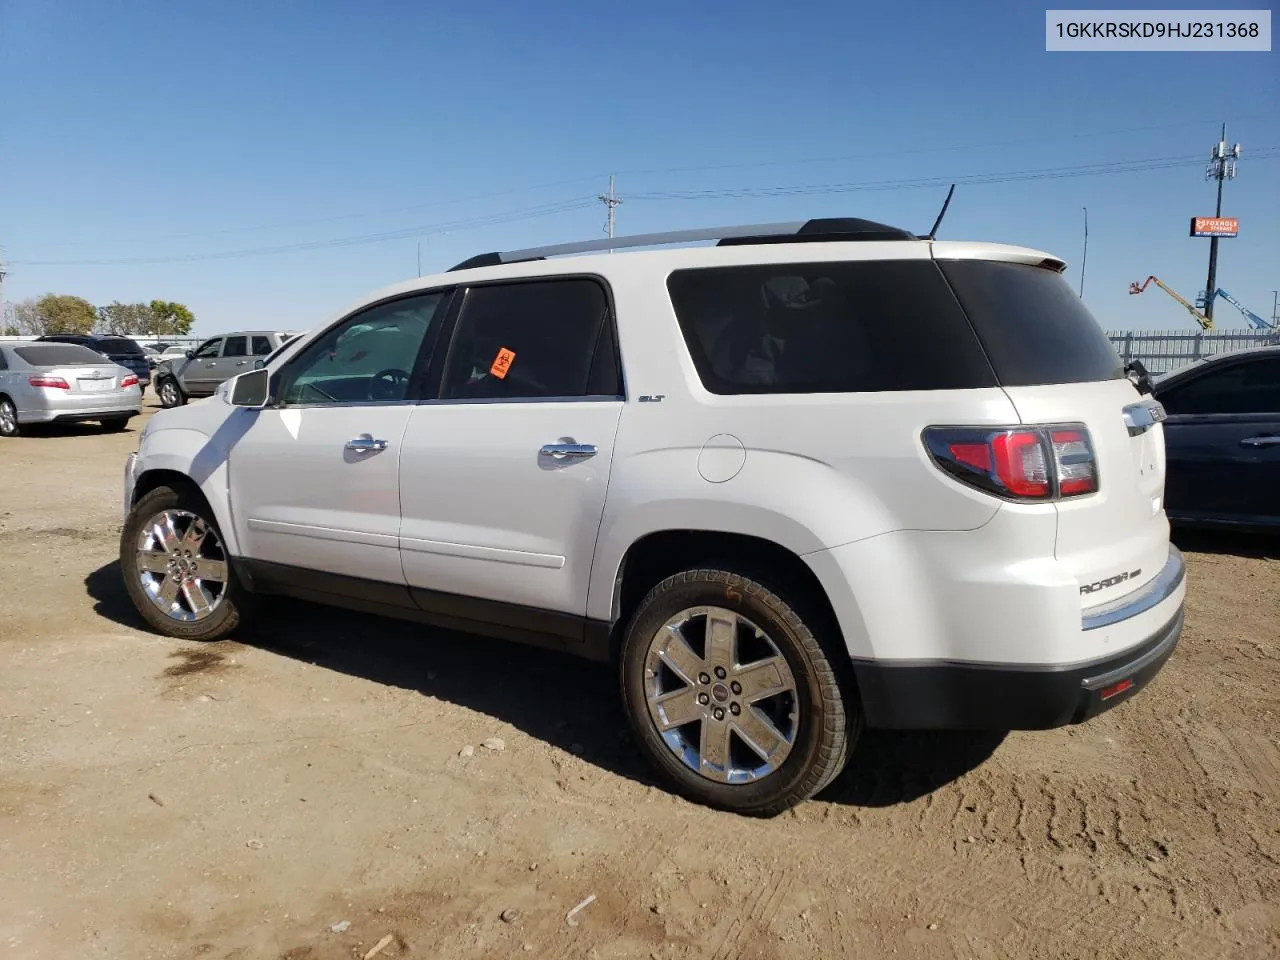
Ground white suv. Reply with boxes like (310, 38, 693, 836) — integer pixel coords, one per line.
(119, 217, 1186, 815)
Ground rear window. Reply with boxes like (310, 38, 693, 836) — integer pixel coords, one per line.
(96, 337, 144, 355)
(667, 260, 997, 394)
(937, 260, 1124, 386)
(15, 344, 109, 365)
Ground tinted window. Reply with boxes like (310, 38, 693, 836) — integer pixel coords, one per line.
(96, 337, 144, 356)
(15, 344, 110, 365)
(251, 335, 273, 355)
(280, 292, 445, 405)
(440, 279, 615, 400)
(667, 260, 995, 395)
(193, 339, 222, 359)
(938, 260, 1124, 387)
(0, 351, 7, 371)
(222, 336, 248, 358)
(1157, 357, 1280, 415)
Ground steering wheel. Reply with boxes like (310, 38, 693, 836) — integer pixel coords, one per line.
(370, 368, 411, 401)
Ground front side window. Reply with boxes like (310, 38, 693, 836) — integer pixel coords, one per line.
(440, 278, 615, 400)
(1159, 357, 1280, 415)
(222, 336, 248, 358)
(193, 339, 222, 359)
(278, 292, 446, 406)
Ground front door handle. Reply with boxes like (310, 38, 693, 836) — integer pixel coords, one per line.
(1240, 435, 1280, 448)
(540, 442, 597, 460)
(235, 360, 248, 366)
(345, 435, 388, 454)
(205, 362, 217, 367)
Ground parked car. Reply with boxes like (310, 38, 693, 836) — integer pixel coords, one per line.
(153, 331, 292, 408)
(35, 334, 151, 388)
(1153, 344, 1280, 530)
(0, 341, 142, 437)
(119, 216, 1185, 815)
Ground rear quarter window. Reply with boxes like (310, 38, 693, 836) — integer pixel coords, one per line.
(937, 260, 1124, 387)
(667, 260, 997, 395)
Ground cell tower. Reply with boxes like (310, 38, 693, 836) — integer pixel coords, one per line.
(1200, 124, 1241, 323)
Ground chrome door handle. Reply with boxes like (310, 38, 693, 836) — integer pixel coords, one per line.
(235, 360, 248, 366)
(540, 442, 597, 460)
(1240, 436, 1280, 447)
(345, 435, 388, 453)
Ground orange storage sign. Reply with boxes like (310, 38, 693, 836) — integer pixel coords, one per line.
(1190, 217, 1239, 238)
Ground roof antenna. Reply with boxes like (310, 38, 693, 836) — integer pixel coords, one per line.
(924, 184, 956, 240)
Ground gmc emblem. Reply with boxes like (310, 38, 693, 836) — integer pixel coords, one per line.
(1081, 569, 1142, 595)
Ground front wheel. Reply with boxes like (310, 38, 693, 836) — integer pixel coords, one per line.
(157, 378, 186, 408)
(120, 484, 253, 641)
(619, 568, 858, 816)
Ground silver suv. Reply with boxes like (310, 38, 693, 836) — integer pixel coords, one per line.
(154, 331, 295, 407)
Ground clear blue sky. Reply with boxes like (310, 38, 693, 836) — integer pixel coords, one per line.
(2, 0, 1277, 334)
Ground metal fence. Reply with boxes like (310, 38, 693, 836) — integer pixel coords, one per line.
(1105, 329, 1280, 377)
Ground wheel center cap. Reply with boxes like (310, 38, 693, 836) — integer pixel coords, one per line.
(711, 682, 730, 703)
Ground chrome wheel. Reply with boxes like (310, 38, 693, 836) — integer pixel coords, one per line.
(134, 509, 228, 622)
(0, 400, 16, 436)
(159, 380, 180, 406)
(644, 605, 799, 784)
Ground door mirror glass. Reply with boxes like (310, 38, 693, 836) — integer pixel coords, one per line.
(185, 349, 195, 359)
(229, 368, 270, 408)
(253, 358, 266, 370)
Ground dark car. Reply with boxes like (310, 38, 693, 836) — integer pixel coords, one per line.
(1153, 344, 1280, 531)
(35, 334, 152, 388)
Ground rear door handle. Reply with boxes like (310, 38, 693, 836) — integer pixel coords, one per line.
(1240, 435, 1280, 447)
(345, 435, 388, 453)
(540, 442, 597, 460)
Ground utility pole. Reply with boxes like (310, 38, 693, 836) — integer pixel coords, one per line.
(417, 241, 421, 278)
(597, 176, 623, 251)
(1272, 290, 1278, 326)
(1079, 207, 1088, 298)
(1202, 123, 1240, 323)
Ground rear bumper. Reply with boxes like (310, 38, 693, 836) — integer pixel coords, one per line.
(852, 546, 1186, 730)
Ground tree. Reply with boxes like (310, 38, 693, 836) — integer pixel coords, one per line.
(148, 300, 196, 337)
(8, 298, 41, 335)
(97, 301, 154, 336)
(35, 294, 97, 335)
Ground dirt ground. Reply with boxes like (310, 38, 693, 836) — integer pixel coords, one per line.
(1, 400, 1278, 960)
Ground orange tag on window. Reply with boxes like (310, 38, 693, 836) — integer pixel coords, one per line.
(489, 347, 516, 379)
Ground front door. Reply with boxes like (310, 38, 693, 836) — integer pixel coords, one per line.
(398, 277, 624, 632)
(183, 337, 224, 395)
(227, 289, 451, 595)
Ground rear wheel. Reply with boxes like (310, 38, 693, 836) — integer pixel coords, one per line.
(157, 378, 186, 408)
(619, 568, 858, 816)
(0, 397, 18, 437)
(120, 484, 253, 641)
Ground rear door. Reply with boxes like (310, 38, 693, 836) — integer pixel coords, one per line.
(397, 277, 624, 632)
(1156, 354, 1280, 526)
(938, 257, 1170, 609)
(183, 337, 224, 395)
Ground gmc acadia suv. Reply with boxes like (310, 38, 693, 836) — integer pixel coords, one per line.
(119, 217, 1186, 815)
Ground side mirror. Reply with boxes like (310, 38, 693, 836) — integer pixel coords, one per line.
(253, 358, 265, 370)
(229, 368, 270, 408)
(185, 349, 195, 359)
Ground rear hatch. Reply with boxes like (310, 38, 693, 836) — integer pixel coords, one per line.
(95, 337, 150, 380)
(936, 253, 1170, 610)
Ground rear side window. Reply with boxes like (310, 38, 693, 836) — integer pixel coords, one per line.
(938, 260, 1124, 387)
(15, 344, 108, 365)
(1157, 356, 1280, 415)
(251, 336, 273, 355)
(223, 336, 248, 357)
(667, 260, 996, 394)
(440, 278, 618, 400)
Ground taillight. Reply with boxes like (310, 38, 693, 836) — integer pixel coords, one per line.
(28, 376, 70, 390)
(923, 425, 1097, 501)
(120, 374, 139, 388)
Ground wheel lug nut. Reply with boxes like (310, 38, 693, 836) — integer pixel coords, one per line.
(714, 666, 727, 680)
(730, 681, 742, 695)
(713, 707, 725, 721)
(698, 693, 710, 706)
(698, 673, 710, 685)
(730, 702, 741, 716)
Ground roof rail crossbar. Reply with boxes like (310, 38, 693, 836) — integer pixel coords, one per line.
(446, 217, 917, 271)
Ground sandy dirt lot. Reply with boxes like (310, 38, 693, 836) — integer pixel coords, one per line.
(1, 401, 1278, 960)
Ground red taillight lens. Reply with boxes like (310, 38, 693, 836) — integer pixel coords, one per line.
(1050, 429, 1098, 497)
(28, 376, 70, 390)
(120, 374, 139, 388)
(924, 424, 1097, 502)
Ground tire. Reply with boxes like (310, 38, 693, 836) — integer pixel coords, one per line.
(157, 378, 186, 408)
(120, 484, 254, 641)
(101, 417, 131, 432)
(619, 568, 859, 816)
(0, 397, 19, 438)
